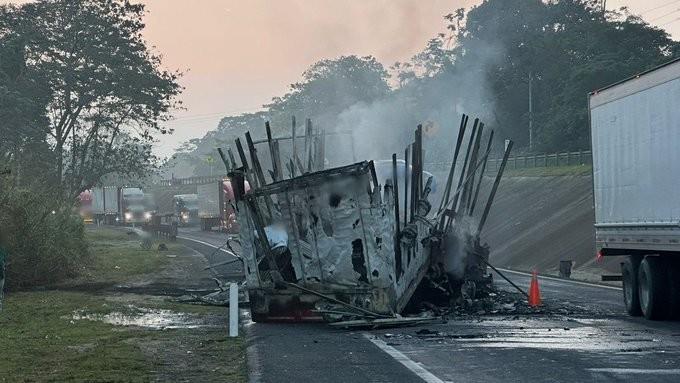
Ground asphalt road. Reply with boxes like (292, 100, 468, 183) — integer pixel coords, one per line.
(179, 228, 680, 383)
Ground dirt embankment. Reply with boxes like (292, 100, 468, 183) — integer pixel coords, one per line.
(480, 171, 620, 281)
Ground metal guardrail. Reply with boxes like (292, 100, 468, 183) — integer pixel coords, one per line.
(157, 175, 226, 187)
(157, 151, 593, 186)
(426, 150, 592, 173)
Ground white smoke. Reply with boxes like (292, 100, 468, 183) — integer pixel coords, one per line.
(331, 41, 505, 168)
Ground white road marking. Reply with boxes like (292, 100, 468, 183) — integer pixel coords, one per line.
(588, 368, 680, 375)
(363, 333, 447, 383)
(176, 235, 236, 257)
(496, 268, 622, 291)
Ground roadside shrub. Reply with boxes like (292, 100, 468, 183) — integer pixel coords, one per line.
(0, 185, 89, 290)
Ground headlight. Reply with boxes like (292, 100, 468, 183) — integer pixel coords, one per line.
(144, 212, 152, 219)
(124, 212, 132, 220)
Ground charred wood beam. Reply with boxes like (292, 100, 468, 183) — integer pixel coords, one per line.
(438, 114, 468, 215)
(217, 148, 231, 173)
(462, 122, 484, 213)
(404, 145, 410, 225)
(317, 126, 326, 171)
(244, 196, 283, 285)
(245, 131, 268, 187)
(468, 130, 495, 216)
(392, 153, 402, 278)
(227, 148, 237, 171)
(235, 138, 249, 171)
(410, 143, 416, 221)
(451, 118, 479, 215)
(235, 138, 256, 187)
(291, 116, 297, 177)
(265, 121, 282, 181)
(305, 119, 314, 172)
(272, 140, 283, 181)
(441, 138, 494, 231)
(415, 125, 424, 198)
(477, 140, 513, 234)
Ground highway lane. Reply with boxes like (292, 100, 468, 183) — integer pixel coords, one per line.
(367, 270, 680, 383)
(179, 228, 680, 383)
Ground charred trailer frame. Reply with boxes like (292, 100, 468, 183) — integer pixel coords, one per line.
(232, 161, 432, 322)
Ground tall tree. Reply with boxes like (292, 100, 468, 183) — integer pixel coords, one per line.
(0, 0, 182, 198)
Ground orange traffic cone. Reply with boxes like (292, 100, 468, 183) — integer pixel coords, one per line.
(528, 270, 541, 307)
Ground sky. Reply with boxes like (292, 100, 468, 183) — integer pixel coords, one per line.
(4, 0, 680, 156)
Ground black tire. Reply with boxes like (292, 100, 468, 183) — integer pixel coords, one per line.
(667, 259, 680, 320)
(621, 257, 642, 316)
(248, 291, 269, 323)
(638, 256, 671, 320)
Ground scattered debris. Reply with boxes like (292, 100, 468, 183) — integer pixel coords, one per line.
(328, 316, 438, 330)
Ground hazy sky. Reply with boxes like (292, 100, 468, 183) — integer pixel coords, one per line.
(4, 1, 680, 155)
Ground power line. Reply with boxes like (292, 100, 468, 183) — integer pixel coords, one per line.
(649, 7, 680, 22)
(661, 15, 680, 26)
(641, 0, 680, 15)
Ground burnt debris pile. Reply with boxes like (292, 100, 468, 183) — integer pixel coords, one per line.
(213, 114, 514, 324)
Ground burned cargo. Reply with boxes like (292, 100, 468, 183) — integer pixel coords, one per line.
(231, 161, 432, 321)
(220, 114, 514, 322)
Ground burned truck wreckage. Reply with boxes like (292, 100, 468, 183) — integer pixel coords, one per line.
(217, 114, 514, 323)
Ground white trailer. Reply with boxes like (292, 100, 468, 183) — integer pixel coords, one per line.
(589, 58, 680, 320)
(92, 186, 119, 224)
(197, 182, 223, 231)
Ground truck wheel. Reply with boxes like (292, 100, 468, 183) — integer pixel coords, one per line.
(667, 259, 680, 319)
(621, 257, 642, 316)
(248, 291, 269, 323)
(638, 256, 670, 320)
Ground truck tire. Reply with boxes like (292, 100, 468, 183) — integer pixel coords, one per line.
(248, 291, 270, 323)
(667, 259, 680, 319)
(638, 256, 670, 320)
(621, 257, 642, 316)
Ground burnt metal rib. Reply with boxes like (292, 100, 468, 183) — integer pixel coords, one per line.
(478, 140, 513, 234)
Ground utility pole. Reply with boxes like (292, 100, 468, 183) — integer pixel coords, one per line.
(528, 72, 534, 152)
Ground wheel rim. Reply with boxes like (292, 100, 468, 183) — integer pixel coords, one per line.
(639, 266, 650, 311)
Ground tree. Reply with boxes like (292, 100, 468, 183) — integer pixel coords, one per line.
(0, 0, 182, 198)
(394, 0, 679, 152)
(169, 56, 390, 176)
(266, 55, 390, 123)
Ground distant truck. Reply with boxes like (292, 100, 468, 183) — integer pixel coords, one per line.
(92, 186, 120, 224)
(590, 58, 680, 320)
(119, 187, 151, 225)
(197, 179, 248, 232)
(174, 194, 198, 226)
(91, 186, 152, 225)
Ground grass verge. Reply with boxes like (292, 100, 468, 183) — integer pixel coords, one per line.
(0, 227, 247, 382)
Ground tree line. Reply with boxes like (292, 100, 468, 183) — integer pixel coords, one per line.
(171, 0, 678, 177)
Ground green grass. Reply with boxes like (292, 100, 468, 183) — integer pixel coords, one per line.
(501, 164, 592, 177)
(0, 291, 152, 382)
(0, 227, 247, 382)
(61, 227, 183, 287)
